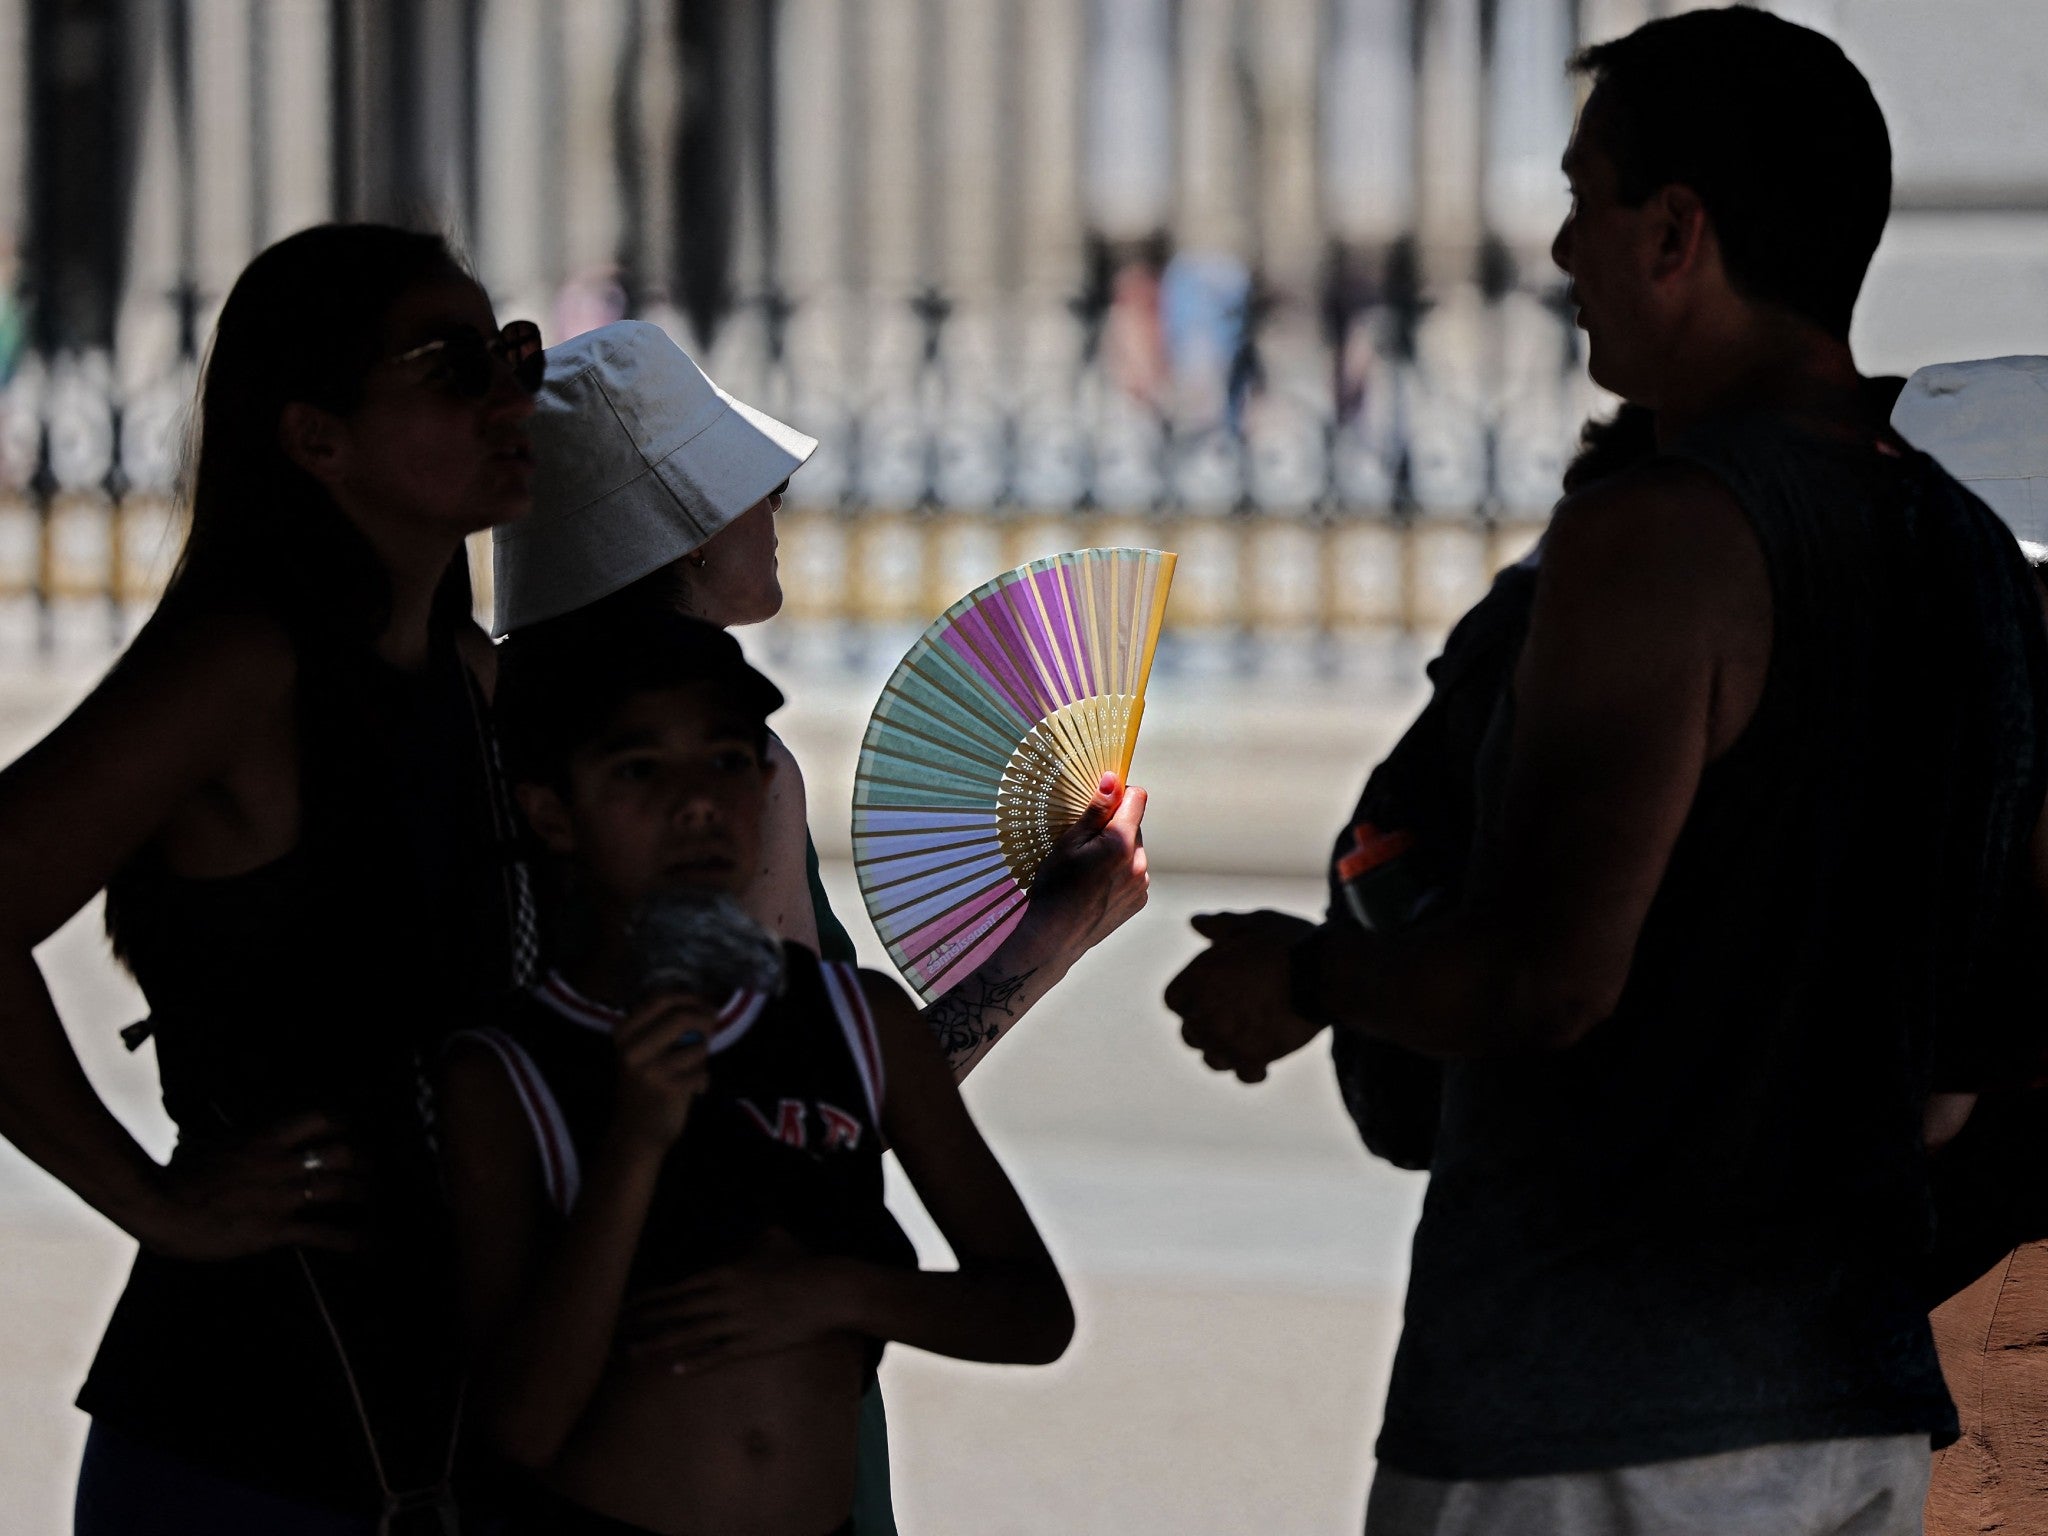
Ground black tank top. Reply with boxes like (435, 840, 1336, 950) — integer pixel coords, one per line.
(81, 621, 530, 1514)
(458, 945, 915, 1367)
(1376, 414, 2048, 1480)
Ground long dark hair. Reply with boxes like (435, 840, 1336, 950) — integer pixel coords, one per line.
(158, 223, 476, 639)
(107, 227, 479, 961)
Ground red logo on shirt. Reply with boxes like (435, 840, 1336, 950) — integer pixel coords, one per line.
(737, 1099, 865, 1152)
(739, 1098, 809, 1148)
(818, 1105, 863, 1151)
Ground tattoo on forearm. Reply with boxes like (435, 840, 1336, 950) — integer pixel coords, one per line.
(925, 967, 1039, 1067)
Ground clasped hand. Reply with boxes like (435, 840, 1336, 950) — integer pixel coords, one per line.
(144, 1110, 365, 1260)
(621, 1236, 854, 1375)
(1165, 909, 1328, 1083)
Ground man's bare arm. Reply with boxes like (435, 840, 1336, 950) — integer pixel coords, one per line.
(1172, 464, 1769, 1064)
(1325, 465, 1767, 1053)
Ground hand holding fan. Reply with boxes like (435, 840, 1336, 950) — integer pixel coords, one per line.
(852, 547, 1177, 1001)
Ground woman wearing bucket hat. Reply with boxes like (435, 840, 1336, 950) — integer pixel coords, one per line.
(493, 320, 1150, 1070)
(493, 320, 1150, 1533)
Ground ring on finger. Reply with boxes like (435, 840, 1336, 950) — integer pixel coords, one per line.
(300, 1148, 325, 1174)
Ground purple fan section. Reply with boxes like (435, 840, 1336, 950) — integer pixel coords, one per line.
(902, 886, 1030, 999)
(935, 563, 1097, 720)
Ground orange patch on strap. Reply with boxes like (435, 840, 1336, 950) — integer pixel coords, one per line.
(1336, 822, 1415, 883)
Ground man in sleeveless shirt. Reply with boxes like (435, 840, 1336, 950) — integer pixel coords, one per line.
(1166, 12, 2048, 1536)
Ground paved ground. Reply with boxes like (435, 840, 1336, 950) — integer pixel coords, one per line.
(0, 632, 1437, 1534)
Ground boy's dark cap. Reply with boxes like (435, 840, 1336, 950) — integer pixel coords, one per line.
(495, 608, 785, 781)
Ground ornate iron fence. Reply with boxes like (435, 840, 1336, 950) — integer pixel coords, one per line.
(0, 0, 1680, 650)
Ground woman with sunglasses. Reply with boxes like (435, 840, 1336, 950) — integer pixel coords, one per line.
(0, 224, 541, 1533)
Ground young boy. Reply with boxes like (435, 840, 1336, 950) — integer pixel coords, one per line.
(442, 609, 1073, 1536)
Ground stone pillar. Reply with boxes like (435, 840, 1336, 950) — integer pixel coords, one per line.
(259, 0, 335, 246)
(937, 0, 1004, 299)
(1084, 0, 1174, 242)
(774, 0, 844, 304)
(0, 0, 29, 289)
(1321, 0, 1415, 250)
(111, 10, 181, 385)
(476, 0, 555, 322)
(1010, 0, 1088, 511)
(558, 0, 629, 281)
(1485, 0, 1575, 256)
(410, 0, 475, 245)
(863, 0, 927, 300)
(1015, 0, 1084, 302)
(189, 0, 254, 309)
(1415, 0, 1485, 280)
(1484, 0, 1581, 516)
(1246, 0, 1322, 295)
(1175, 0, 1250, 255)
(614, 0, 680, 313)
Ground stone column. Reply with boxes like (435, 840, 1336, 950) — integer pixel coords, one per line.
(850, 0, 933, 508)
(410, 0, 475, 245)
(1007, 0, 1087, 512)
(1175, 0, 1250, 256)
(189, 0, 255, 311)
(622, 0, 682, 315)
(1321, 0, 1415, 251)
(259, 0, 335, 246)
(1484, 0, 1581, 516)
(770, 0, 851, 509)
(774, 0, 844, 305)
(112, 10, 181, 386)
(1485, 0, 1574, 255)
(558, 0, 629, 280)
(1247, 0, 1321, 294)
(476, 0, 556, 323)
(1415, 0, 1485, 280)
(937, 0, 1004, 300)
(0, 0, 28, 273)
(1015, 0, 1084, 302)
(1084, 0, 1174, 242)
(863, 0, 927, 300)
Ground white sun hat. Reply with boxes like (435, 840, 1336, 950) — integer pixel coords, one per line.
(1891, 356, 2048, 548)
(491, 319, 818, 635)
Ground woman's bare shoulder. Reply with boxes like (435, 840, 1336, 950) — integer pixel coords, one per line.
(108, 606, 299, 714)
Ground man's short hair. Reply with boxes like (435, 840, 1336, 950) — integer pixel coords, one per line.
(495, 607, 784, 790)
(1572, 7, 1891, 342)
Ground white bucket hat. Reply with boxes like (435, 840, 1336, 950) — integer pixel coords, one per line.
(1891, 356, 2048, 548)
(491, 319, 818, 635)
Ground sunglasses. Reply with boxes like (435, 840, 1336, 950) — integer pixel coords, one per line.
(384, 319, 544, 399)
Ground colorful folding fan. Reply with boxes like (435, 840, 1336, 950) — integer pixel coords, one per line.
(851, 547, 1177, 1001)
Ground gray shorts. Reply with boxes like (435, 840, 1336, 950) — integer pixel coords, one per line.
(1365, 1435, 1930, 1536)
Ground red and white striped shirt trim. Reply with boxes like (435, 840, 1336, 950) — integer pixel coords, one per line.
(449, 1027, 581, 1214)
(818, 962, 885, 1124)
(470, 968, 874, 1215)
(535, 970, 767, 1053)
